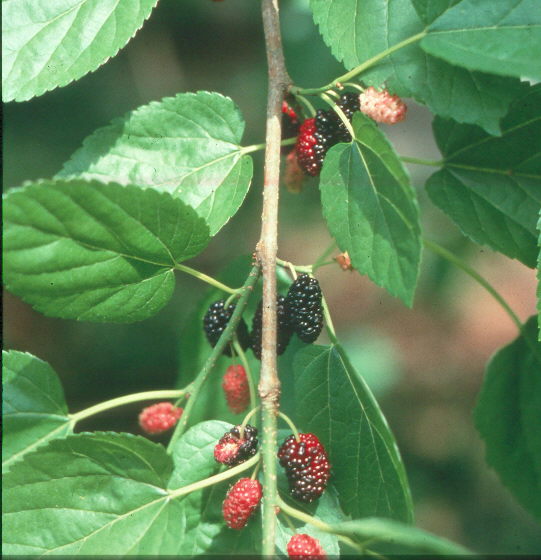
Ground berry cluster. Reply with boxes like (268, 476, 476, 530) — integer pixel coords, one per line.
(287, 534, 327, 559)
(214, 424, 258, 466)
(222, 364, 250, 414)
(251, 295, 294, 359)
(203, 300, 250, 356)
(296, 93, 360, 176)
(286, 274, 324, 343)
(138, 402, 183, 434)
(278, 433, 330, 503)
(222, 478, 262, 530)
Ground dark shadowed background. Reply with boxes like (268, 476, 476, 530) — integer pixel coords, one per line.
(3, 0, 540, 553)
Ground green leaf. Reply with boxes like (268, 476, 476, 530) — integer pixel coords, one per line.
(3, 179, 210, 323)
(421, 0, 541, 81)
(293, 344, 413, 522)
(58, 91, 253, 236)
(2, 350, 71, 474)
(320, 113, 421, 306)
(538, 211, 541, 341)
(3, 432, 180, 555)
(2, 0, 158, 102)
(309, 0, 525, 134)
(474, 316, 541, 520)
(426, 84, 541, 268)
(330, 517, 470, 554)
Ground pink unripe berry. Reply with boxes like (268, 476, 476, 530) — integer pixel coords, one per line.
(222, 364, 250, 414)
(359, 86, 407, 125)
(138, 402, 183, 434)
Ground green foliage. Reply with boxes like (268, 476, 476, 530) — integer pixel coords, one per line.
(330, 517, 470, 554)
(421, 0, 541, 81)
(293, 345, 414, 523)
(538, 211, 541, 340)
(320, 112, 421, 306)
(3, 432, 177, 555)
(310, 0, 525, 134)
(2, 350, 71, 474)
(58, 92, 253, 236)
(427, 84, 541, 268)
(2, 0, 158, 102)
(3, 179, 210, 322)
(475, 316, 541, 520)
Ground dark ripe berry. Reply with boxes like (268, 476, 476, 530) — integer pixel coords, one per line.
(214, 424, 258, 466)
(222, 478, 262, 530)
(285, 274, 324, 344)
(296, 93, 360, 176)
(278, 433, 330, 503)
(251, 295, 294, 359)
(287, 534, 327, 559)
(203, 300, 250, 356)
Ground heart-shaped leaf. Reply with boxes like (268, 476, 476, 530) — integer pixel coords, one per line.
(426, 84, 541, 267)
(3, 179, 210, 322)
(58, 91, 253, 236)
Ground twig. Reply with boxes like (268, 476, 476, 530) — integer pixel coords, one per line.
(167, 264, 260, 451)
(258, 0, 291, 554)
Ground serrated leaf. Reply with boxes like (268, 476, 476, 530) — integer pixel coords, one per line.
(421, 0, 541, 81)
(474, 316, 541, 520)
(426, 84, 541, 267)
(2, 0, 158, 102)
(2, 432, 180, 555)
(3, 179, 210, 323)
(58, 92, 253, 236)
(2, 350, 72, 473)
(320, 113, 421, 306)
(309, 0, 525, 134)
(293, 345, 413, 522)
(330, 517, 470, 554)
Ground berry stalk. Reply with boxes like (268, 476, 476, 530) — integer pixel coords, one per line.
(167, 264, 260, 451)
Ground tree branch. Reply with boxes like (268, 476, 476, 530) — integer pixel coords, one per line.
(258, 0, 291, 554)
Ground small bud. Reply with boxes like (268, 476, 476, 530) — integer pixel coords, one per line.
(359, 86, 407, 124)
(335, 251, 353, 271)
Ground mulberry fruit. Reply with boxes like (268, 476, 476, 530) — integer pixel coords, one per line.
(222, 478, 262, 529)
(359, 86, 407, 124)
(296, 117, 321, 176)
(285, 274, 323, 343)
(203, 300, 250, 356)
(222, 364, 250, 414)
(278, 433, 330, 503)
(287, 534, 327, 559)
(138, 402, 183, 434)
(296, 93, 360, 176)
(251, 295, 294, 359)
(214, 424, 258, 466)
